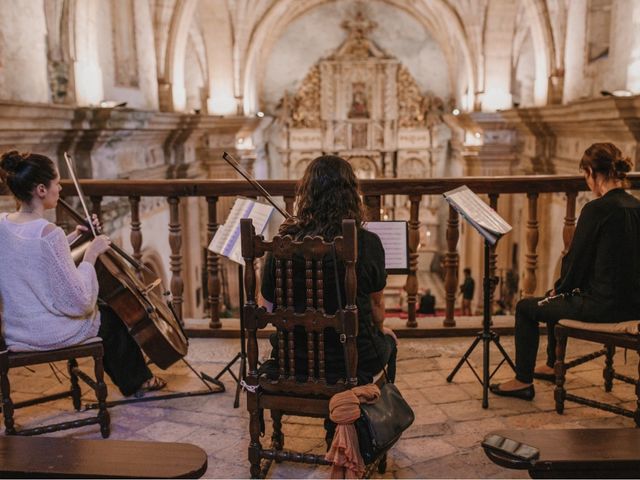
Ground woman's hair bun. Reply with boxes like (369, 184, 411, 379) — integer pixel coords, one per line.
(0, 150, 24, 175)
(614, 157, 632, 178)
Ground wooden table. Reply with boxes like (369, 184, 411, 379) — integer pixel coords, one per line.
(0, 436, 208, 478)
(484, 429, 640, 478)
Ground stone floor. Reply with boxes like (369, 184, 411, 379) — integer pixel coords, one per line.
(5, 328, 639, 478)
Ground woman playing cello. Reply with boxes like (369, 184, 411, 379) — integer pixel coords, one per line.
(0, 150, 165, 396)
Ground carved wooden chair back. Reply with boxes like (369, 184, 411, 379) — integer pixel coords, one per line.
(0, 311, 110, 437)
(240, 218, 358, 477)
(242, 218, 358, 395)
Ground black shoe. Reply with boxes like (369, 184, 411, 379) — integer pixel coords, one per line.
(533, 371, 555, 382)
(489, 383, 535, 401)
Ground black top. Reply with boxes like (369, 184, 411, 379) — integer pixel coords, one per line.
(460, 277, 475, 299)
(554, 188, 640, 321)
(261, 228, 389, 383)
(418, 293, 435, 314)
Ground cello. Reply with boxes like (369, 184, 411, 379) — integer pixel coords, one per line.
(59, 154, 188, 370)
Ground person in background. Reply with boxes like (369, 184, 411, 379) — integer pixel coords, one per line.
(418, 288, 436, 315)
(460, 267, 475, 315)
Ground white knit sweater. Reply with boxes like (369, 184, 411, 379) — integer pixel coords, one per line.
(0, 213, 100, 351)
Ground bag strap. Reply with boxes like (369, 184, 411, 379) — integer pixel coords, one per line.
(331, 244, 390, 384)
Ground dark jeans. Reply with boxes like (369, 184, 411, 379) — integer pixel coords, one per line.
(98, 305, 153, 396)
(514, 296, 583, 384)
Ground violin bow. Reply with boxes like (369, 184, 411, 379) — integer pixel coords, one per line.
(222, 151, 292, 219)
(63, 152, 97, 237)
(60, 153, 156, 277)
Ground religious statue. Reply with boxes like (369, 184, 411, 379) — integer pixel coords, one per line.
(349, 82, 369, 118)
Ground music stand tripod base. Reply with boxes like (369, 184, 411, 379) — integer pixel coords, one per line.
(446, 238, 515, 408)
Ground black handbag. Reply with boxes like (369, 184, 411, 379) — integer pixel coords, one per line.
(331, 246, 415, 465)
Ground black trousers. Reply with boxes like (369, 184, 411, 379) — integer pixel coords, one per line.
(514, 296, 584, 384)
(98, 305, 152, 396)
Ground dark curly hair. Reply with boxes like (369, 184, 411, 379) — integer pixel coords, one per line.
(279, 155, 366, 240)
(580, 142, 633, 187)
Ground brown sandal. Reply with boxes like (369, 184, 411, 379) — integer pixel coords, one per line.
(138, 376, 167, 393)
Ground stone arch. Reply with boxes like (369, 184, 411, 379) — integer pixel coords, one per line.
(521, 0, 557, 104)
(242, 0, 476, 115)
(161, 0, 198, 111)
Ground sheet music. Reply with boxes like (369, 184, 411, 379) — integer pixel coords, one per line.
(208, 198, 274, 265)
(364, 221, 409, 272)
(443, 186, 512, 245)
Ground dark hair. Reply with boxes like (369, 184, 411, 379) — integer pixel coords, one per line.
(579, 143, 632, 187)
(463, 268, 471, 275)
(0, 150, 57, 202)
(279, 155, 366, 240)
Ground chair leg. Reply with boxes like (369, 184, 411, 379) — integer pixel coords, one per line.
(0, 369, 16, 435)
(271, 409, 284, 461)
(248, 406, 263, 478)
(554, 328, 568, 415)
(93, 354, 110, 439)
(604, 344, 615, 392)
(68, 359, 82, 411)
(635, 352, 640, 428)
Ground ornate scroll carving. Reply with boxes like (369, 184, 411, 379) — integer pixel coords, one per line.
(397, 66, 445, 128)
(291, 66, 321, 128)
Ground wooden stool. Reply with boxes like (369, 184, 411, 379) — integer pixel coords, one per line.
(483, 428, 640, 478)
(0, 436, 207, 478)
(554, 319, 640, 426)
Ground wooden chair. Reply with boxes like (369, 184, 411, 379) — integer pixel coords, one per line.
(554, 319, 640, 426)
(0, 313, 110, 437)
(241, 218, 373, 478)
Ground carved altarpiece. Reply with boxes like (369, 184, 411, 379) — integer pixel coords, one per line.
(273, 9, 452, 306)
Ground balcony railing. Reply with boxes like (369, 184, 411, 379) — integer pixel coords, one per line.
(3, 174, 639, 332)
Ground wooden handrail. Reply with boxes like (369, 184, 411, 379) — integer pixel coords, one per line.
(2, 174, 638, 198)
(3, 174, 639, 333)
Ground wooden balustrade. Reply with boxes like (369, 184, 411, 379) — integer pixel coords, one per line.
(2, 174, 638, 333)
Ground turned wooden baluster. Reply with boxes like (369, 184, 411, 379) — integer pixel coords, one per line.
(562, 192, 577, 256)
(405, 195, 421, 328)
(523, 192, 539, 297)
(316, 259, 325, 381)
(489, 194, 499, 313)
(90, 196, 103, 223)
(364, 195, 381, 221)
(206, 196, 221, 329)
(284, 195, 295, 216)
(444, 206, 459, 327)
(167, 196, 184, 322)
(129, 196, 143, 265)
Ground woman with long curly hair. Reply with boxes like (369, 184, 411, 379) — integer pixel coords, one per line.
(260, 155, 397, 385)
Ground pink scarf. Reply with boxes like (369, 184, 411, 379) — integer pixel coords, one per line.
(325, 384, 380, 479)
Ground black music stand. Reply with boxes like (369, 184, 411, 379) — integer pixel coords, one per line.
(443, 186, 515, 408)
(201, 264, 247, 408)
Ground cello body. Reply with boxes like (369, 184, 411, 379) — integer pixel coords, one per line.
(71, 237, 188, 370)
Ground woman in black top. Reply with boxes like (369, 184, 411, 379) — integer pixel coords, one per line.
(491, 143, 640, 400)
(260, 155, 397, 385)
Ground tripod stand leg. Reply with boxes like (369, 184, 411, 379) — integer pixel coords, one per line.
(483, 334, 490, 409)
(491, 332, 516, 371)
(447, 335, 482, 383)
(234, 353, 247, 408)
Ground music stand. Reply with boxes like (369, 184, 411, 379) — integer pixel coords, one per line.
(206, 197, 274, 408)
(443, 186, 516, 408)
(201, 264, 247, 408)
